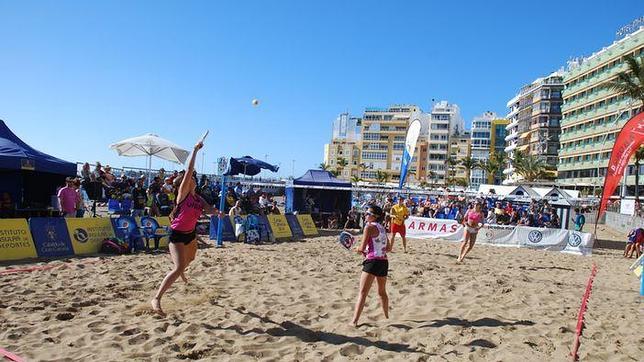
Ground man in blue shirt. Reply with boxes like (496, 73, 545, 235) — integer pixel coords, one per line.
(574, 208, 586, 232)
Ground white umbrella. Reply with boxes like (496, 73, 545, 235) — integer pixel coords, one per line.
(109, 133, 190, 182)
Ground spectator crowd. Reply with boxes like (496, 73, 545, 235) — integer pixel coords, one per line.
(57, 162, 281, 218)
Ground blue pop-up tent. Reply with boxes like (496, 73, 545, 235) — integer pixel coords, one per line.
(0, 120, 76, 210)
(285, 170, 352, 214)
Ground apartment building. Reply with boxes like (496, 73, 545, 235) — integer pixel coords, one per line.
(558, 24, 643, 195)
(323, 113, 362, 179)
(504, 72, 564, 184)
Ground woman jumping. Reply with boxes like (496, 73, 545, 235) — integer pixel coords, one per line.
(457, 202, 484, 262)
(151, 140, 219, 316)
(351, 205, 391, 327)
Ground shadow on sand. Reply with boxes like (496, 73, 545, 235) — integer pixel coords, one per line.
(203, 305, 430, 355)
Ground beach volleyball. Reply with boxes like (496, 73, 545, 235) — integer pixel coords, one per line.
(251, 99, 259, 107)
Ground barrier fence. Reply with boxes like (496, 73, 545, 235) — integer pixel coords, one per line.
(404, 216, 595, 256)
(1, 214, 320, 263)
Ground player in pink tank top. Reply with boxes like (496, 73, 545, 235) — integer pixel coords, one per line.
(351, 205, 392, 327)
(152, 139, 220, 316)
(458, 202, 484, 263)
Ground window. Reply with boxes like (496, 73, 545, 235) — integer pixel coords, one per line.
(361, 152, 387, 160)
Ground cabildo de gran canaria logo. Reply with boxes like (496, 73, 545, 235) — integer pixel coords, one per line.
(73, 228, 89, 243)
(568, 232, 582, 247)
(528, 230, 543, 244)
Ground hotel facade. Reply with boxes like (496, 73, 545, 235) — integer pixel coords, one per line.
(557, 26, 643, 195)
(504, 72, 564, 184)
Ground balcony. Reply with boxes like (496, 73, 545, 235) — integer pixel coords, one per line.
(504, 143, 517, 152)
(504, 132, 519, 142)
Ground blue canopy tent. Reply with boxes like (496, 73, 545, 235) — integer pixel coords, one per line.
(0, 120, 76, 214)
(285, 170, 352, 214)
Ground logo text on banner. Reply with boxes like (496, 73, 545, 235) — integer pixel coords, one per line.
(67, 218, 115, 255)
(267, 214, 293, 239)
(296, 214, 318, 236)
(29, 217, 74, 258)
(285, 214, 304, 239)
(0, 219, 37, 261)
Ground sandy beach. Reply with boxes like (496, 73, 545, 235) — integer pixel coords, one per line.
(1, 228, 642, 361)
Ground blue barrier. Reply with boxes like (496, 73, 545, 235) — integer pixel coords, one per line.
(209, 215, 236, 242)
(285, 214, 304, 239)
(29, 217, 74, 258)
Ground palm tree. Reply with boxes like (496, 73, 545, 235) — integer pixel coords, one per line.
(336, 157, 348, 178)
(482, 159, 502, 185)
(427, 170, 436, 188)
(375, 170, 389, 184)
(601, 54, 644, 112)
(459, 156, 478, 186)
(350, 175, 362, 185)
(446, 157, 458, 178)
(329, 170, 340, 177)
(319, 163, 330, 171)
(515, 154, 547, 182)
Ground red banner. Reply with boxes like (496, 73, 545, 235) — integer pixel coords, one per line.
(598, 111, 644, 220)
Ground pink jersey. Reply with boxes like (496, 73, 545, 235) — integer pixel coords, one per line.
(170, 193, 204, 232)
(365, 222, 388, 260)
(465, 210, 483, 226)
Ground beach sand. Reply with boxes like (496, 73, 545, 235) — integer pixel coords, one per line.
(1, 229, 642, 361)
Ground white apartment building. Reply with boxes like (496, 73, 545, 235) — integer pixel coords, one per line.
(323, 113, 362, 179)
(469, 111, 496, 189)
(428, 101, 464, 185)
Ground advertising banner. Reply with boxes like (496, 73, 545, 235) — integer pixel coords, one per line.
(0, 219, 37, 261)
(399, 119, 422, 188)
(405, 216, 461, 240)
(296, 214, 319, 236)
(209, 215, 236, 242)
(29, 217, 74, 258)
(598, 112, 644, 220)
(257, 215, 271, 242)
(67, 218, 115, 255)
(404, 216, 594, 256)
(152, 217, 171, 248)
(285, 214, 304, 239)
(267, 214, 292, 239)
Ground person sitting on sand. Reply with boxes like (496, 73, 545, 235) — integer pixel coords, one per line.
(151, 140, 220, 317)
(624, 227, 643, 259)
(458, 202, 484, 263)
(351, 205, 391, 327)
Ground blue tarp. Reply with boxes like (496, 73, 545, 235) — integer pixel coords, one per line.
(293, 170, 352, 188)
(0, 120, 76, 175)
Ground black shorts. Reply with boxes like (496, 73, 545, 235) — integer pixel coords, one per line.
(169, 229, 196, 245)
(362, 259, 388, 277)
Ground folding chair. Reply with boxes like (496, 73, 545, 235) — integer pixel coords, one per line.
(114, 216, 144, 253)
(140, 216, 169, 250)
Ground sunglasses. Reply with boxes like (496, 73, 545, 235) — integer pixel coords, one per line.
(365, 211, 378, 217)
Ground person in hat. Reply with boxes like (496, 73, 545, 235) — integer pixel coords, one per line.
(57, 177, 80, 218)
(390, 195, 410, 253)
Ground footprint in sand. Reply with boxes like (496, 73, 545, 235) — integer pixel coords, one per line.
(339, 344, 363, 357)
(55, 312, 75, 321)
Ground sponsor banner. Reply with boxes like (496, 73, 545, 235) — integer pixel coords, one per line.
(296, 214, 318, 236)
(67, 218, 115, 255)
(405, 216, 461, 240)
(598, 112, 644, 219)
(404, 216, 594, 256)
(29, 217, 74, 258)
(257, 215, 271, 242)
(513, 227, 569, 251)
(267, 214, 292, 239)
(231, 215, 246, 241)
(475, 225, 514, 245)
(399, 119, 421, 188)
(562, 230, 595, 256)
(209, 215, 236, 242)
(0, 219, 38, 261)
(285, 214, 304, 239)
(110, 216, 145, 250)
(152, 217, 171, 248)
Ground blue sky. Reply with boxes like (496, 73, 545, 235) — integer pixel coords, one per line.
(0, 1, 640, 177)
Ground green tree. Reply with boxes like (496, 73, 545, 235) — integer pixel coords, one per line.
(350, 175, 362, 185)
(459, 156, 479, 186)
(375, 170, 389, 184)
(329, 170, 340, 177)
(601, 54, 644, 112)
(335, 157, 348, 178)
(514, 152, 547, 182)
(319, 163, 330, 171)
(482, 159, 502, 185)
